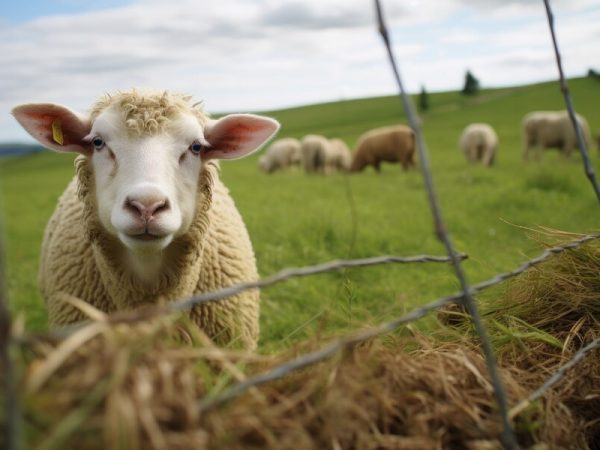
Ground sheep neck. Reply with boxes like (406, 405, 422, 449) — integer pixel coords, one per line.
(76, 156, 216, 309)
(124, 247, 168, 283)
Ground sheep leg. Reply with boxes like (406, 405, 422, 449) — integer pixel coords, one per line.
(481, 147, 494, 167)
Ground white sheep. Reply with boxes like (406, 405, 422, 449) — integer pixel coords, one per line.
(459, 123, 498, 167)
(522, 110, 591, 160)
(12, 89, 279, 350)
(328, 138, 352, 172)
(300, 134, 330, 174)
(257, 137, 301, 173)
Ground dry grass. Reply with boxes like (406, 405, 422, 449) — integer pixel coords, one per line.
(440, 228, 600, 448)
(3, 228, 599, 449)
(8, 318, 588, 450)
(487, 228, 600, 448)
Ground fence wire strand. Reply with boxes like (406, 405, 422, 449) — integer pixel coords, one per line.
(509, 336, 600, 419)
(374, 1, 517, 448)
(197, 234, 600, 413)
(19, 231, 600, 346)
(543, 0, 600, 202)
(169, 254, 465, 313)
(23, 253, 464, 342)
(199, 294, 454, 411)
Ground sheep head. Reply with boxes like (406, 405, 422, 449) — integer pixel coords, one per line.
(12, 90, 279, 262)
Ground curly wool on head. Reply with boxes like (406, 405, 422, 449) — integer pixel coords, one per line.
(89, 90, 211, 136)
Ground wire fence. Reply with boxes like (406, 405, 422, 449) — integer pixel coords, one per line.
(1, 1, 599, 449)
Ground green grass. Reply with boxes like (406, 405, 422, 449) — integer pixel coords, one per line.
(2, 76, 600, 352)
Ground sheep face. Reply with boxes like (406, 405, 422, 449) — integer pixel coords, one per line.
(89, 105, 204, 253)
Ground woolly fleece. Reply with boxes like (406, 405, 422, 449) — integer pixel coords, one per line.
(300, 134, 330, 174)
(522, 110, 591, 160)
(459, 123, 498, 167)
(258, 137, 301, 173)
(39, 152, 260, 350)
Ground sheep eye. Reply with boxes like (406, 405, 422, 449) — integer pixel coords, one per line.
(189, 140, 203, 155)
(91, 136, 105, 151)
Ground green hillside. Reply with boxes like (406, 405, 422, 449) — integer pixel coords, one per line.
(1, 76, 599, 351)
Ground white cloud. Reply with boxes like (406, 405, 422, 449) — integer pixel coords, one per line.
(1, 0, 599, 143)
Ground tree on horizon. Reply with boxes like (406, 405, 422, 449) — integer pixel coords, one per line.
(462, 70, 480, 95)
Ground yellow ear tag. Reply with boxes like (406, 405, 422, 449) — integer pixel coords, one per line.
(51, 119, 64, 145)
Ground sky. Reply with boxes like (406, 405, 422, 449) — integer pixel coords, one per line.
(1, 0, 599, 143)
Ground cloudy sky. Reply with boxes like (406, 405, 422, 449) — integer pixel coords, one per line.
(1, 0, 599, 143)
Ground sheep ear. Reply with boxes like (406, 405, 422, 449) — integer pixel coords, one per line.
(11, 103, 92, 155)
(202, 114, 280, 160)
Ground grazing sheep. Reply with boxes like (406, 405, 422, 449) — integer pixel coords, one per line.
(257, 137, 301, 173)
(350, 125, 415, 173)
(328, 138, 352, 172)
(300, 134, 330, 174)
(459, 123, 498, 167)
(522, 110, 591, 160)
(12, 89, 279, 350)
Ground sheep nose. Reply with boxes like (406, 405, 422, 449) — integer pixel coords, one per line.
(125, 196, 169, 222)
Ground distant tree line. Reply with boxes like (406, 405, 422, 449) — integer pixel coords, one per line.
(418, 70, 480, 114)
(419, 67, 597, 115)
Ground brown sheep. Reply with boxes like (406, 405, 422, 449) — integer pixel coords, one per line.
(350, 125, 415, 173)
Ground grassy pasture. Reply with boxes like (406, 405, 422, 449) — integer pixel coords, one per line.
(1, 77, 599, 352)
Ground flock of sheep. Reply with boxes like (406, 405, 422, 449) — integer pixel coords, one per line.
(461, 110, 592, 167)
(260, 109, 593, 174)
(258, 124, 416, 174)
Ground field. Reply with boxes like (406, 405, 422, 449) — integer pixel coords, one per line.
(1, 76, 600, 353)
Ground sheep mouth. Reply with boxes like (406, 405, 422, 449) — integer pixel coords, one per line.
(128, 232, 167, 242)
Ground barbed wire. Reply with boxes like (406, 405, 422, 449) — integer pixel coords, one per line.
(509, 336, 600, 419)
(169, 253, 466, 313)
(197, 232, 600, 412)
(17, 232, 599, 346)
(18, 253, 465, 342)
(374, 1, 517, 448)
(543, 0, 600, 202)
(199, 293, 454, 411)
(16, 231, 600, 348)
(465, 232, 600, 295)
